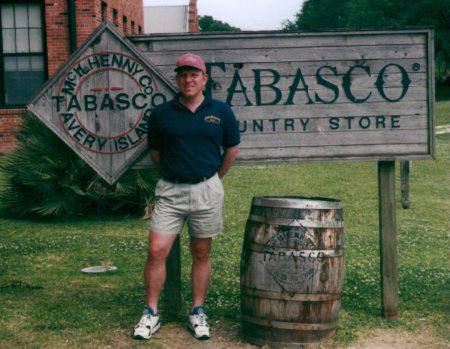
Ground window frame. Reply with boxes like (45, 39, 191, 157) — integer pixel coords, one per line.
(0, 0, 47, 108)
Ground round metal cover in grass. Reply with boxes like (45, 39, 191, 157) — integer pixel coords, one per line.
(81, 266, 118, 274)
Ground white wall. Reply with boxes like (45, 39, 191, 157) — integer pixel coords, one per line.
(143, 6, 188, 33)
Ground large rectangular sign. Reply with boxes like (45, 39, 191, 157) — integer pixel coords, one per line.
(131, 28, 435, 163)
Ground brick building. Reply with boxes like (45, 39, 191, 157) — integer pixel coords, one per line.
(0, 0, 144, 153)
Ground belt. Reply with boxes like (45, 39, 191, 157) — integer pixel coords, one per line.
(163, 175, 213, 184)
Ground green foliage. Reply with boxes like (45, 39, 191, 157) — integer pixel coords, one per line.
(199, 15, 241, 32)
(283, 0, 349, 31)
(284, 0, 450, 82)
(435, 86, 450, 124)
(0, 112, 159, 218)
(436, 85, 450, 101)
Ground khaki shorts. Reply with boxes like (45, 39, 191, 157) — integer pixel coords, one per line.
(150, 174, 224, 238)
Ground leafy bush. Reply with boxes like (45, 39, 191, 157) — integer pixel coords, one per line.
(0, 112, 159, 218)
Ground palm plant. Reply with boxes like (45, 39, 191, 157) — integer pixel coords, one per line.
(0, 112, 159, 218)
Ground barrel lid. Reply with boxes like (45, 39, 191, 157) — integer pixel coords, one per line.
(252, 196, 343, 209)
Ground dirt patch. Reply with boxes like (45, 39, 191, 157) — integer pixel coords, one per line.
(149, 321, 259, 349)
(99, 323, 449, 349)
(118, 322, 450, 349)
(332, 328, 449, 349)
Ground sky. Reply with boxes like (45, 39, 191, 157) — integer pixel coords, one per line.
(143, 0, 305, 31)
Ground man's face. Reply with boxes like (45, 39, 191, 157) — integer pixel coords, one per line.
(176, 69, 208, 99)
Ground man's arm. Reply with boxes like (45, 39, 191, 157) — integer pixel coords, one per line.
(150, 149, 160, 168)
(218, 145, 239, 178)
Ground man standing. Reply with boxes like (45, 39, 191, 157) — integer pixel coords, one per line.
(133, 53, 240, 340)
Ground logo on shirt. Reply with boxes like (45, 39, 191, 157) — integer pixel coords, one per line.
(204, 115, 221, 124)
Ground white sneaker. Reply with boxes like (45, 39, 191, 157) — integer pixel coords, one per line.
(133, 309, 161, 340)
(188, 311, 210, 340)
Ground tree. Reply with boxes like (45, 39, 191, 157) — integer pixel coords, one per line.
(283, 0, 450, 82)
(199, 15, 241, 32)
(283, 0, 349, 30)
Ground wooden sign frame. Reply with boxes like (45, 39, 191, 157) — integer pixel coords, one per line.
(131, 28, 435, 165)
(28, 21, 177, 184)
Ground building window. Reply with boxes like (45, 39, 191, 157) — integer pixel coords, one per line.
(123, 16, 128, 34)
(101, 2, 107, 22)
(131, 20, 135, 34)
(0, 2, 46, 107)
(112, 9, 118, 27)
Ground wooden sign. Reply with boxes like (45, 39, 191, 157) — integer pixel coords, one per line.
(131, 28, 435, 164)
(28, 21, 176, 184)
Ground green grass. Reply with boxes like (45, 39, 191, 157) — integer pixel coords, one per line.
(436, 100, 450, 125)
(0, 108, 449, 348)
(436, 85, 450, 125)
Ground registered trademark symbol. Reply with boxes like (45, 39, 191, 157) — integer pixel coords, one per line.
(412, 63, 421, 71)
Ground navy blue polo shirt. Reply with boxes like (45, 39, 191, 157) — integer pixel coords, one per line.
(147, 94, 240, 180)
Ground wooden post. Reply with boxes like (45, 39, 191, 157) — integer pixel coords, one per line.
(163, 236, 182, 317)
(400, 161, 411, 209)
(378, 161, 399, 319)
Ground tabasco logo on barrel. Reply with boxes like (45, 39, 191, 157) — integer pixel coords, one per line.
(28, 21, 176, 184)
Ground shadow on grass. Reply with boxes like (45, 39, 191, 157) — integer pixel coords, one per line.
(436, 85, 450, 101)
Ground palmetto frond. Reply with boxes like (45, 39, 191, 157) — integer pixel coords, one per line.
(0, 112, 159, 217)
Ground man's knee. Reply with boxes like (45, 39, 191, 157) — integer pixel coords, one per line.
(190, 238, 212, 262)
(148, 232, 176, 260)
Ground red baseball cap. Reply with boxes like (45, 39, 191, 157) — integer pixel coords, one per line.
(174, 53, 206, 73)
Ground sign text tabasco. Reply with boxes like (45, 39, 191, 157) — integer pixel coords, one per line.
(131, 28, 435, 164)
(28, 22, 176, 184)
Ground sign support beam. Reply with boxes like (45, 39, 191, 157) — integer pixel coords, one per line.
(378, 161, 399, 318)
(400, 160, 411, 209)
(164, 236, 182, 316)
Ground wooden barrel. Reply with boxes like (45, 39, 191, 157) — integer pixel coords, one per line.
(240, 196, 344, 348)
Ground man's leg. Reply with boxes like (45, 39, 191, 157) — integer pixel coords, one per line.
(145, 231, 178, 313)
(190, 236, 213, 309)
(187, 236, 213, 340)
(134, 232, 176, 339)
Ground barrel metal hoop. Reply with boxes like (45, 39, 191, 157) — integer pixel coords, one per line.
(241, 287, 342, 301)
(245, 242, 344, 256)
(252, 196, 343, 209)
(248, 214, 344, 228)
(242, 337, 327, 349)
(242, 315, 337, 330)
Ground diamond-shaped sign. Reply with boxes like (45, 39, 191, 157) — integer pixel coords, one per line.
(28, 21, 176, 184)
